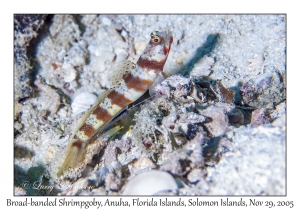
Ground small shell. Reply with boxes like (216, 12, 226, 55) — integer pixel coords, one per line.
(71, 92, 97, 117)
(122, 170, 177, 195)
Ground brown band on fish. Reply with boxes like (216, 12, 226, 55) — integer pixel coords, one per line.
(71, 137, 84, 150)
(108, 90, 132, 107)
(79, 123, 96, 138)
(164, 47, 170, 56)
(137, 58, 166, 72)
(92, 105, 112, 122)
(122, 73, 152, 92)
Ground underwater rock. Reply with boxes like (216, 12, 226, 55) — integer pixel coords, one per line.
(159, 113, 207, 175)
(14, 14, 48, 102)
(270, 101, 286, 124)
(103, 139, 131, 166)
(14, 186, 27, 196)
(161, 133, 205, 176)
(130, 95, 176, 153)
(187, 168, 206, 184)
(272, 113, 286, 128)
(128, 157, 156, 175)
(162, 111, 207, 142)
(35, 15, 86, 97)
(88, 167, 109, 188)
(203, 137, 232, 166)
(89, 160, 123, 189)
(160, 150, 190, 175)
(155, 74, 192, 100)
(200, 106, 229, 137)
(228, 109, 244, 126)
(270, 101, 286, 127)
(251, 108, 271, 127)
(213, 81, 235, 104)
(14, 103, 23, 121)
(190, 83, 208, 103)
(105, 173, 121, 191)
(56, 66, 78, 83)
(240, 73, 285, 109)
(33, 76, 61, 115)
(90, 187, 107, 195)
(122, 170, 177, 195)
(14, 121, 23, 133)
(108, 161, 123, 179)
(190, 55, 214, 77)
(14, 15, 48, 46)
(90, 161, 122, 191)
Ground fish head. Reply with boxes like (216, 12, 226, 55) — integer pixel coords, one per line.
(137, 31, 173, 75)
(149, 30, 173, 58)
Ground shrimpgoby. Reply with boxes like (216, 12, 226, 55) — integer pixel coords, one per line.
(58, 31, 173, 176)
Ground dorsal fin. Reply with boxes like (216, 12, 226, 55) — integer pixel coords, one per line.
(107, 60, 137, 88)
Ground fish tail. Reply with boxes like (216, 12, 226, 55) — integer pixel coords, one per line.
(57, 139, 86, 177)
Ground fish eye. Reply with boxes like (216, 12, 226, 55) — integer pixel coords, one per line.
(151, 36, 161, 44)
